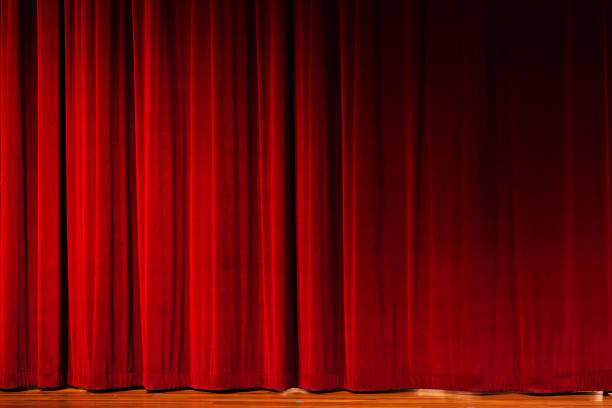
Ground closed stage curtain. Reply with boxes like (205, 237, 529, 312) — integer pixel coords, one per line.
(1, 0, 612, 393)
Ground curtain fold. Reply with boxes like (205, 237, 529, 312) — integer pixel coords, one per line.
(2, 0, 612, 393)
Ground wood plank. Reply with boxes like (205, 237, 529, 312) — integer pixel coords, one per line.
(0, 389, 611, 407)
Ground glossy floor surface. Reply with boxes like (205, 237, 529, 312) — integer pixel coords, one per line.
(1, 388, 612, 407)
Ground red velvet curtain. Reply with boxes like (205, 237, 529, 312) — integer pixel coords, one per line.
(1, 0, 612, 393)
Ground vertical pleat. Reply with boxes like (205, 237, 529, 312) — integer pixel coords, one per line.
(0, 0, 65, 389)
(36, 0, 66, 388)
(131, 0, 189, 389)
(416, 0, 492, 388)
(64, 0, 140, 390)
(293, 0, 345, 389)
(132, 0, 294, 389)
(294, 0, 423, 390)
(0, 0, 35, 388)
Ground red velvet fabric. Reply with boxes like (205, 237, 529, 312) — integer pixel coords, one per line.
(1, 0, 612, 393)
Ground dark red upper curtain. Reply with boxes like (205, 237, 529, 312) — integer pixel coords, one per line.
(1, 0, 612, 393)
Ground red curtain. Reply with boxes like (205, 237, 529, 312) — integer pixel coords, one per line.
(1, 0, 612, 393)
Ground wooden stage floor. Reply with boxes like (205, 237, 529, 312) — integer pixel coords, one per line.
(1, 389, 612, 407)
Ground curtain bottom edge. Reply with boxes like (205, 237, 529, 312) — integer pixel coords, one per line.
(4, 372, 612, 393)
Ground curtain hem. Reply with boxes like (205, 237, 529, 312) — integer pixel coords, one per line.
(5, 371, 612, 393)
